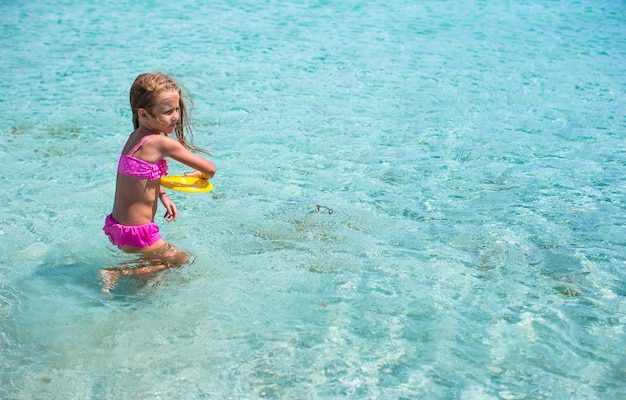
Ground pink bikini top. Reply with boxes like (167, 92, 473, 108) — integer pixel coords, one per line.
(117, 135, 168, 180)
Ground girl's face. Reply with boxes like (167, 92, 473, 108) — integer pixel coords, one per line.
(142, 90, 180, 134)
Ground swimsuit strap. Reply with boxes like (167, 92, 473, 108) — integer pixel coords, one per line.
(128, 134, 157, 156)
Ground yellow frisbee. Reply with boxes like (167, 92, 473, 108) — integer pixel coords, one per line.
(160, 176, 214, 193)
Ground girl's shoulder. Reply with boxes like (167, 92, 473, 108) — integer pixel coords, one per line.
(138, 134, 176, 148)
(147, 135, 189, 158)
(150, 134, 182, 148)
(123, 132, 164, 153)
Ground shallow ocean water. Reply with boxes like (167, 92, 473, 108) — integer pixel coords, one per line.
(1, 0, 625, 398)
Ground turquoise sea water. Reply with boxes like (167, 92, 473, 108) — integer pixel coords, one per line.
(1, 0, 625, 398)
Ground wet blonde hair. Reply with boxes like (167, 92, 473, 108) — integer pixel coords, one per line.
(130, 72, 209, 154)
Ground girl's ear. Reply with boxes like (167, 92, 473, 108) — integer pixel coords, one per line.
(138, 108, 149, 120)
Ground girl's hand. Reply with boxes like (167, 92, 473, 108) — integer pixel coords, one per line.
(160, 192, 178, 222)
(184, 170, 211, 180)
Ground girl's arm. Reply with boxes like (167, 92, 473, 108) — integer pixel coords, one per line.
(159, 136, 216, 179)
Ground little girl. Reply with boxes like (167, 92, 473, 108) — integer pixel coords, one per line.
(100, 72, 216, 293)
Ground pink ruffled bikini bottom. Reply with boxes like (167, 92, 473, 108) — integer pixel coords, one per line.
(103, 214, 161, 249)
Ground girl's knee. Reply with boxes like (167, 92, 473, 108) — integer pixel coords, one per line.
(141, 242, 190, 267)
(171, 249, 189, 266)
(158, 243, 189, 266)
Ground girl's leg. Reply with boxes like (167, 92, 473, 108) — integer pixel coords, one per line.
(99, 242, 189, 293)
